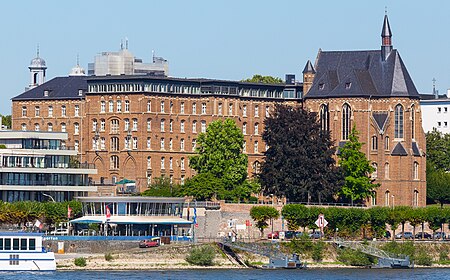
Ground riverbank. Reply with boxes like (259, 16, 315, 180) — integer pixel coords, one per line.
(54, 241, 450, 270)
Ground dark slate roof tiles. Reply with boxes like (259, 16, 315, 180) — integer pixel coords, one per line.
(372, 112, 389, 132)
(412, 142, 421, 156)
(391, 142, 408, 156)
(305, 49, 420, 99)
(12, 76, 87, 101)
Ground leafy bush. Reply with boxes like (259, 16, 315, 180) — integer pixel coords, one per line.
(381, 241, 415, 260)
(287, 234, 313, 256)
(186, 245, 216, 266)
(337, 248, 374, 266)
(415, 247, 432, 266)
(74, 257, 87, 267)
(105, 253, 113, 261)
(311, 241, 325, 262)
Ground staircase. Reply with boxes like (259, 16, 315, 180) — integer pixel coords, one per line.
(335, 238, 412, 268)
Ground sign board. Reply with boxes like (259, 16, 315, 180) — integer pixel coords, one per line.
(236, 224, 246, 230)
(315, 214, 328, 228)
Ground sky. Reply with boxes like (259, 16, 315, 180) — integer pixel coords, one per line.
(0, 0, 449, 114)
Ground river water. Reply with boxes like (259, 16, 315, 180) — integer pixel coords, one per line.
(2, 269, 450, 280)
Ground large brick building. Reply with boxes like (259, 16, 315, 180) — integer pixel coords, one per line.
(303, 15, 426, 207)
(11, 15, 426, 206)
(12, 71, 302, 192)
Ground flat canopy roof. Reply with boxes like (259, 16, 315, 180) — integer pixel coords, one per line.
(70, 215, 192, 225)
(75, 196, 185, 203)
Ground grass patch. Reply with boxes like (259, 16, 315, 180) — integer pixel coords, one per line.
(185, 245, 216, 266)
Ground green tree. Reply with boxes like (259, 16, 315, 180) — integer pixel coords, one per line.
(1, 115, 11, 129)
(242, 74, 283, 84)
(141, 176, 181, 197)
(260, 104, 343, 202)
(249, 206, 280, 237)
(338, 126, 380, 203)
(187, 119, 249, 200)
(281, 204, 309, 231)
(366, 207, 388, 238)
(427, 163, 450, 207)
(426, 129, 450, 171)
(182, 173, 224, 200)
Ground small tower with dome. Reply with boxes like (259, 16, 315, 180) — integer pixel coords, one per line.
(69, 55, 86, 76)
(28, 46, 47, 89)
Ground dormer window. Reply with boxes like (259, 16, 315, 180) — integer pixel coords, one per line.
(345, 82, 352, 89)
(78, 90, 83, 96)
(44, 90, 49, 97)
(318, 83, 325, 90)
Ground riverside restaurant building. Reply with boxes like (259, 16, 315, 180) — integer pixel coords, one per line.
(70, 196, 192, 238)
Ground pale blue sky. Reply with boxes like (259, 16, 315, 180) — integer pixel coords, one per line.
(1, 0, 449, 114)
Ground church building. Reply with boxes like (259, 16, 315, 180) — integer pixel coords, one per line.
(304, 15, 426, 207)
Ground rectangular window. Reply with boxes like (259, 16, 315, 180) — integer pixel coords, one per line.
(438, 107, 442, 113)
(109, 101, 114, 112)
(4, 238, 11, 250)
(20, 239, 27, 250)
(229, 103, 233, 115)
(29, 239, 35, 250)
(192, 103, 197, 114)
(180, 139, 185, 150)
(147, 100, 151, 112)
(147, 137, 151, 149)
(35, 106, 40, 117)
(243, 105, 247, 117)
(22, 106, 27, 117)
(75, 105, 80, 117)
(13, 238, 19, 250)
(438, 121, 442, 128)
(133, 137, 138, 149)
(202, 103, 206, 114)
(125, 100, 130, 112)
(48, 106, 53, 117)
(117, 100, 122, 112)
(160, 101, 165, 113)
(180, 102, 185, 114)
(218, 103, 223, 115)
(254, 105, 259, 117)
(0, 238, 3, 250)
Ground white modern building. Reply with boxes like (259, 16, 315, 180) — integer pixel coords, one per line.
(420, 89, 450, 133)
(0, 130, 97, 202)
(88, 42, 169, 76)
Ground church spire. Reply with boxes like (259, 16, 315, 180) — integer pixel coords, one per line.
(381, 13, 393, 61)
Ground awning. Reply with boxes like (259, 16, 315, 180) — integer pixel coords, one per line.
(70, 215, 193, 225)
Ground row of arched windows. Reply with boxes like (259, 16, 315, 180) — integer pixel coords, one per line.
(371, 161, 419, 180)
(318, 103, 417, 141)
(372, 189, 420, 207)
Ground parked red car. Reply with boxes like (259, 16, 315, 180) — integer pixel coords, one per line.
(268, 231, 279, 239)
(139, 237, 160, 248)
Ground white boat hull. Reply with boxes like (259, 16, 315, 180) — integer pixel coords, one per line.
(0, 252, 56, 271)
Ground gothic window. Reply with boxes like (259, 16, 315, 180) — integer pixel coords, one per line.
(117, 100, 122, 112)
(385, 191, 390, 207)
(201, 121, 206, 133)
(111, 137, 119, 151)
(160, 101, 165, 113)
(371, 136, 378, 151)
(147, 156, 152, 169)
(254, 141, 258, 153)
(180, 102, 185, 114)
(180, 120, 185, 133)
(254, 123, 259, 135)
(74, 123, 79, 135)
(124, 100, 130, 112)
(160, 157, 165, 170)
(394, 104, 404, 139)
(147, 137, 151, 149)
(92, 119, 98, 132)
(124, 119, 130, 131)
(371, 191, 377, 206)
(180, 138, 185, 150)
(385, 136, 390, 150)
(160, 119, 165, 132)
(21, 123, 26, 131)
(319, 104, 329, 131)
(201, 103, 206, 114)
(147, 100, 151, 112)
(160, 138, 165, 150)
(371, 163, 378, 179)
(411, 104, 415, 139)
(75, 105, 80, 117)
(192, 103, 197, 114)
(100, 119, 105, 131)
(47, 123, 53, 132)
(109, 100, 114, 112)
(413, 190, 419, 207)
(100, 102, 105, 113)
(48, 106, 53, 117)
(110, 156, 119, 169)
(218, 103, 223, 115)
(385, 162, 390, 179)
(169, 120, 173, 132)
(192, 121, 197, 133)
(254, 105, 259, 117)
(61, 123, 66, 132)
(242, 105, 247, 117)
(342, 103, 351, 140)
(132, 119, 138, 131)
(242, 123, 247, 135)
(147, 119, 151, 131)
(413, 162, 419, 180)
(181, 158, 185, 170)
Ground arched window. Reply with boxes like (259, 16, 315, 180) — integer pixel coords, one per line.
(411, 104, 415, 139)
(385, 190, 390, 207)
(319, 104, 329, 131)
(371, 191, 377, 206)
(394, 104, 404, 139)
(180, 120, 185, 133)
(21, 123, 26, 131)
(413, 190, 419, 207)
(385, 136, 390, 150)
(254, 123, 259, 135)
(110, 156, 119, 169)
(371, 163, 378, 179)
(242, 123, 247, 135)
(47, 123, 53, 132)
(385, 162, 390, 179)
(371, 136, 378, 151)
(413, 162, 419, 180)
(253, 161, 261, 174)
(147, 118, 152, 131)
(160, 119, 165, 132)
(124, 118, 130, 131)
(342, 103, 351, 140)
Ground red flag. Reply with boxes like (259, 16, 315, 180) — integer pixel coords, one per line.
(106, 205, 111, 221)
(67, 205, 72, 219)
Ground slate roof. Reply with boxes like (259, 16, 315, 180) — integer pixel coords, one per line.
(372, 112, 389, 132)
(391, 142, 408, 156)
(302, 60, 315, 74)
(12, 76, 87, 101)
(411, 142, 421, 156)
(305, 49, 420, 99)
